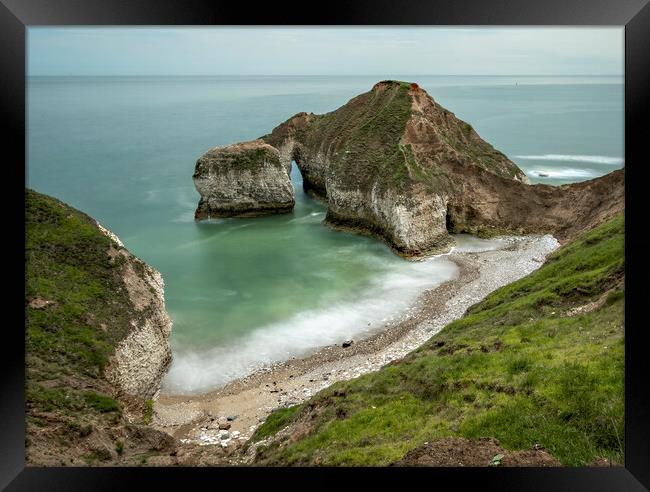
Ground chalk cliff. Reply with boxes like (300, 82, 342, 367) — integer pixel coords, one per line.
(101, 228, 173, 400)
(194, 80, 624, 256)
(193, 140, 294, 219)
(26, 189, 175, 465)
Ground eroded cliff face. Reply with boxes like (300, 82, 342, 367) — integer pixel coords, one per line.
(442, 162, 625, 241)
(194, 140, 294, 219)
(26, 189, 176, 465)
(196, 80, 624, 257)
(102, 228, 173, 400)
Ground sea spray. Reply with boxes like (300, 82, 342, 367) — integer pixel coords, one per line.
(514, 154, 624, 165)
(528, 168, 598, 179)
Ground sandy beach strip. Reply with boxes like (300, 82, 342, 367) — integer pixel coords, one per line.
(153, 234, 559, 449)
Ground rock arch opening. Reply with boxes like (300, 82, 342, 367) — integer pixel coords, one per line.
(445, 208, 455, 233)
(288, 146, 327, 202)
(289, 160, 305, 192)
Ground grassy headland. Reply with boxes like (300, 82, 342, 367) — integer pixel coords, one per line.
(26, 190, 131, 424)
(25, 189, 171, 465)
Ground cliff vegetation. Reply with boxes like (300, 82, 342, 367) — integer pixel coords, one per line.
(25, 189, 175, 465)
(251, 213, 625, 466)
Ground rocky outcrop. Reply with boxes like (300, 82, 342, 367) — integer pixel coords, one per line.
(390, 437, 561, 467)
(26, 189, 176, 465)
(443, 162, 625, 242)
(103, 231, 173, 400)
(196, 80, 624, 257)
(193, 140, 294, 219)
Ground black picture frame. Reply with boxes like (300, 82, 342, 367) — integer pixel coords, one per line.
(3, 0, 649, 489)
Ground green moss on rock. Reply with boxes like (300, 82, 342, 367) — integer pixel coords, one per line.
(194, 143, 283, 177)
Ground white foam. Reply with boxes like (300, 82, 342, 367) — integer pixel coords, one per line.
(515, 154, 624, 165)
(144, 189, 161, 202)
(450, 234, 509, 253)
(162, 254, 465, 394)
(528, 168, 598, 179)
(288, 212, 325, 224)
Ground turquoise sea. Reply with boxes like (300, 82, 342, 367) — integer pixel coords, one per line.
(27, 75, 624, 393)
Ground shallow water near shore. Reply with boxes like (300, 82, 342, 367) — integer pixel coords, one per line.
(26, 75, 623, 394)
(161, 229, 521, 394)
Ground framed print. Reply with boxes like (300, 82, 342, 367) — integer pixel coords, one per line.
(3, 0, 650, 489)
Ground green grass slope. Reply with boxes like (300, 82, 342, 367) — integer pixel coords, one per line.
(25, 189, 166, 465)
(264, 80, 526, 195)
(251, 213, 625, 466)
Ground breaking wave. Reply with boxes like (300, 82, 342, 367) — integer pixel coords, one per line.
(515, 154, 624, 165)
(528, 168, 599, 179)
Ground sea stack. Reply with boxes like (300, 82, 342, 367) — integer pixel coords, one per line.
(194, 81, 624, 257)
(193, 139, 295, 219)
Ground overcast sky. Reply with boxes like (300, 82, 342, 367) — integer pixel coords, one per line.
(28, 27, 623, 76)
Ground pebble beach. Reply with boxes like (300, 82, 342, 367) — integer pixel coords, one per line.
(153, 234, 560, 451)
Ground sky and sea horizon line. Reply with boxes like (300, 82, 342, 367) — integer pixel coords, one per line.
(28, 27, 623, 77)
